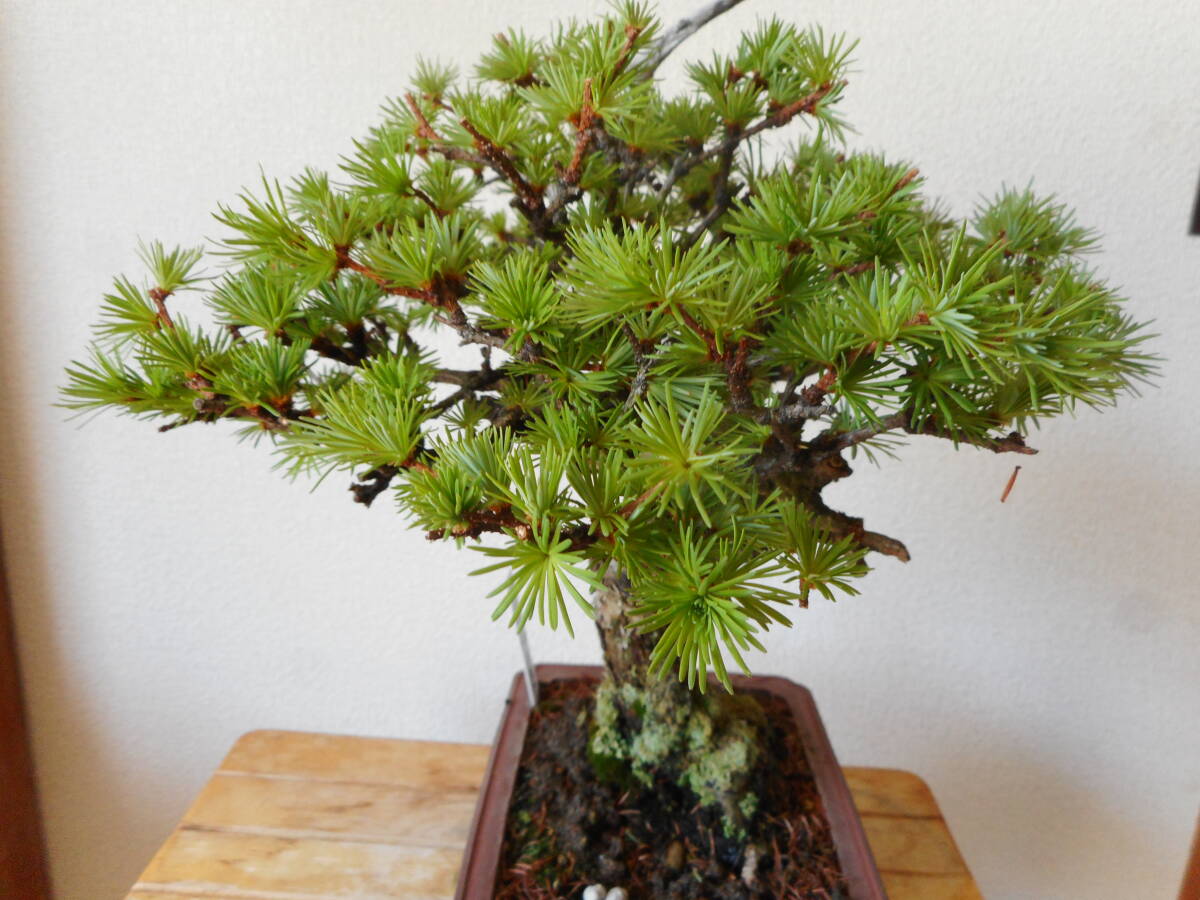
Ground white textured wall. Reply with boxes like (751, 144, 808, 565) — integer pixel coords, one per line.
(1, 1, 1197, 897)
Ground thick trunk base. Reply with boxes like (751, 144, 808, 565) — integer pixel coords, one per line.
(590, 564, 766, 837)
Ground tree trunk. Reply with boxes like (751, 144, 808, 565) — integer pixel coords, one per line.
(593, 562, 689, 704)
(589, 562, 764, 838)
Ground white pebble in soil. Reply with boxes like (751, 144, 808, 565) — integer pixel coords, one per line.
(581, 886, 606, 900)
(605, 889, 629, 900)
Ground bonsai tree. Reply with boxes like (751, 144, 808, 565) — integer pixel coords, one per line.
(63, 0, 1152, 846)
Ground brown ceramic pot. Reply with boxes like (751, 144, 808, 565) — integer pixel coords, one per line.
(455, 663, 886, 899)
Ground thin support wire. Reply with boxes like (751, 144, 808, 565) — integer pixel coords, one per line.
(517, 628, 538, 707)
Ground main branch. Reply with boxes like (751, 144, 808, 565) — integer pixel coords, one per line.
(640, 0, 749, 75)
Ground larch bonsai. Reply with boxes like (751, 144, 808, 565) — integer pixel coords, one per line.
(63, 0, 1153, 851)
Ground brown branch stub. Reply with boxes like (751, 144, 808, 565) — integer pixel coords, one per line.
(859, 529, 911, 562)
(351, 464, 399, 507)
(425, 505, 527, 542)
(184, 374, 215, 397)
(814, 496, 911, 563)
(564, 79, 597, 187)
(891, 167, 920, 195)
(988, 432, 1037, 455)
(188, 400, 293, 432)
(426, 506, 600, 552)
(612, 24, 644, 78)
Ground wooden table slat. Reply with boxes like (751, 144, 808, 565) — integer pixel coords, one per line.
(137, 830, 461, 898)
(186, 773, 478, 847)
(128, 730, 980, 900)
(859, 816, 974, 876)
(842, 768, 943, 819)
(879, 872, 984, 900)
(217, 730, 490, 790)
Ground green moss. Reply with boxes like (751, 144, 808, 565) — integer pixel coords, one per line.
(588, 678, 636, 786)
(680, 713, 760, 837)
(588, 675, 765, 839)
(628, 688, 690, 774)
(738, 791, 759, 821)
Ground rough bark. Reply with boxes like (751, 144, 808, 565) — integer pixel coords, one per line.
(594, 563, 686, 696)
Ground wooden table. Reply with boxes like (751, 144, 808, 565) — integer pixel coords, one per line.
(125, 730, 981, 900)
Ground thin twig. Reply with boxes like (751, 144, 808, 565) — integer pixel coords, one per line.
(622, 322, 655, 409)
(818, 408, 1039, 457)
(335, 250, 509, 352)
(402, 93, 487, 168)
(459, 116, 545, 217)
(823, 411, 911, 451)
(658, 81, 842, 201)
(148, 287, 175, 329)
(434, 313, 509, 349)
(426, 366, 507, 415)
(680, 137, 739, 249)
(410, 185, 447, 218)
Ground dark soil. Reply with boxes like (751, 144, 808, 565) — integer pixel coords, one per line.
(495, 677, 848, 899)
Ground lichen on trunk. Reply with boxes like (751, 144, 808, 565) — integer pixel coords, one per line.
(589, 563, 766, 838)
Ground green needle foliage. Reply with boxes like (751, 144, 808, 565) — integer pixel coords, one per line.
(63, 2, 1154, 692)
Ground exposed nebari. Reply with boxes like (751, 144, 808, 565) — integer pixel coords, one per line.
(62, 0, 1155, 875)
